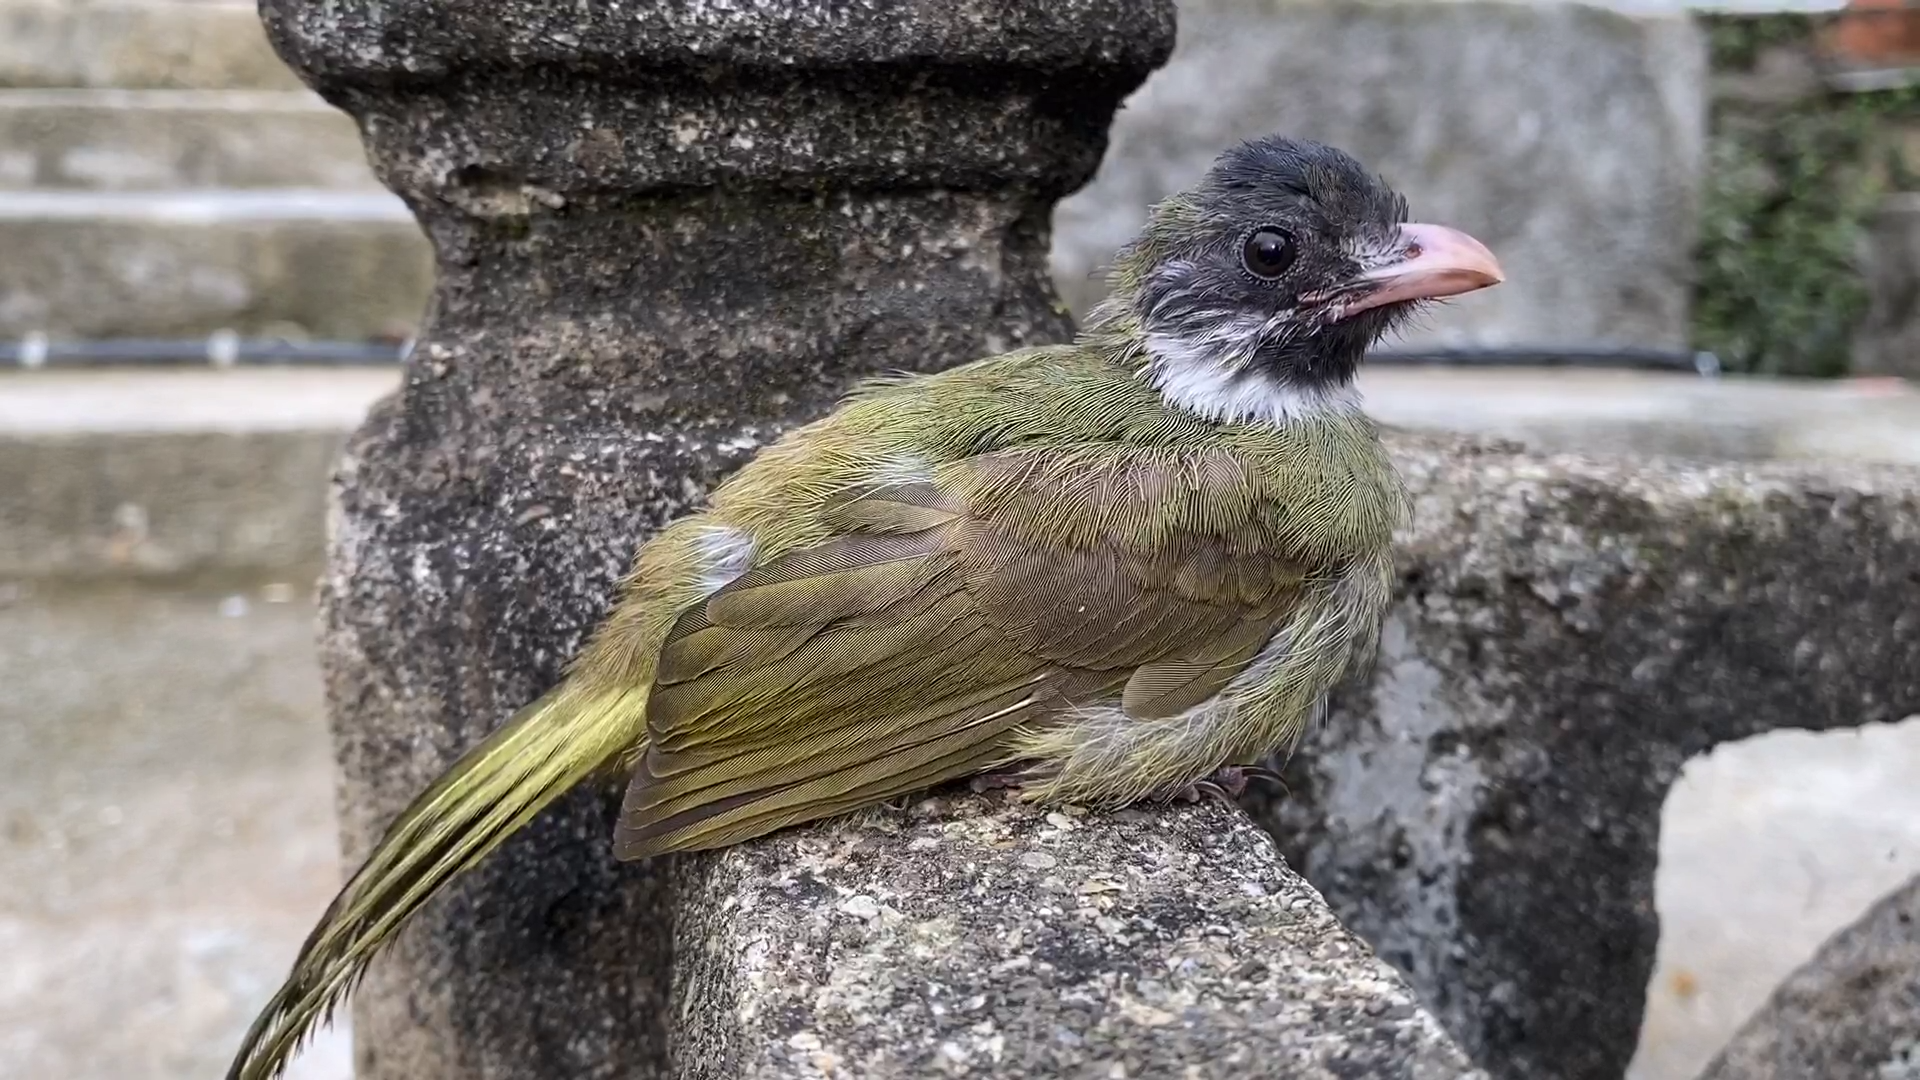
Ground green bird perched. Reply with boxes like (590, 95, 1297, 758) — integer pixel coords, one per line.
(229, 133, 1503, 1080)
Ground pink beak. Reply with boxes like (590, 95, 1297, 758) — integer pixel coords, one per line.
(1333, 222, 1504, 321)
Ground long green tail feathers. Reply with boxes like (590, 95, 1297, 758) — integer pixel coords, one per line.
(225, 683, 648, 1080)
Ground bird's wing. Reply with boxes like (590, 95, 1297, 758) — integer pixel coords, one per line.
(615, 448, 1304, 859)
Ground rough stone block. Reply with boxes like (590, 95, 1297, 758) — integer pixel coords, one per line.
(1631, 718, 1920, 1080)
(1051, 0, 1707, 350)
(1697, 871, 1920, 1080)
(0, 191, 433, 338)
(0, 89, 375, 191)
(0, 0, 303, 91)
(1259, 433, 1920, 1080)
(677, 794, 1486, 1080)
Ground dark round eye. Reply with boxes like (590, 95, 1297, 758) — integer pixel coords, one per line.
(1240, 226, 1297, 280)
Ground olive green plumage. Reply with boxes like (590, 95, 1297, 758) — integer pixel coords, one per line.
(228, 133, 1507, 1080)
(608, 346, 1405, 855)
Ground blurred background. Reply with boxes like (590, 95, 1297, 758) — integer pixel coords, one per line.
(2, 0, 1918, 1078)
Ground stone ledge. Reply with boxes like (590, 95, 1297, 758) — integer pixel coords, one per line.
(1361, 368, 1920, 467)
(0, 427, 349, 581)
(0, 369, 396, 579)
(674, 792, 1487, 1080)
(1268, 433, 1920, 1079)
(0, 0, 303, 91)
(0, 191, 432, 338)
(0, 89, 375, 191)
(265, 2, 1175, 84)
(266, 0, 1177, 199)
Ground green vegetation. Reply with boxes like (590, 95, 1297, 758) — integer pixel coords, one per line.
(1695, 14, 1920, 376)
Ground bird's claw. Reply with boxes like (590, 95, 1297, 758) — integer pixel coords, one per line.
(1158, 764, 1288, 804)
(967, 769, 1028, 794)
(966, 763, 1056, 796)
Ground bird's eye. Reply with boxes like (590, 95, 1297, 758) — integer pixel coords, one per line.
(1240, 226, 1297, 280)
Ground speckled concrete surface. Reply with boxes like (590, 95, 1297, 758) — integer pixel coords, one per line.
(677, 793, 1484, 1079)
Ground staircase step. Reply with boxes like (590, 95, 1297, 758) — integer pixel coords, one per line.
(0, 89, 376, 191)
(0, 0, 301, 91)
(0, 190, 433, 339)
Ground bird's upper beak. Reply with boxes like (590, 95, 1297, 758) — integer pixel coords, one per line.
(1329, 223, 1505, 321)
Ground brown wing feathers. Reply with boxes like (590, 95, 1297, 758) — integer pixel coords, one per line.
(616, 457, 1301, 859)
(618, 484, 1061, 857)
(1121, 618, 1275, 720)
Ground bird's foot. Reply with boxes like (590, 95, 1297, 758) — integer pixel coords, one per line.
(967, 763, 1049, 795)
(1157, 764, 1287, 805)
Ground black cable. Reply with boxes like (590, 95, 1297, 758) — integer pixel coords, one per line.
(1368, 347, 1721, 376)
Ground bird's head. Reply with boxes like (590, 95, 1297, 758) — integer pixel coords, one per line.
(1086, 134, 1504, 424)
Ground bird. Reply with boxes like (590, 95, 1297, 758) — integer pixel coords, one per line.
(227, 132, 1503, 1080)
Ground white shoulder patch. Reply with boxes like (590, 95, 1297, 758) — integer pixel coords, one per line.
(1144, 330, 1360, 427)
(866, 453, 934, 487)
(692, 524, 756, 594)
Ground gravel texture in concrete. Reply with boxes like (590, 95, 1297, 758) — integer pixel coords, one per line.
(677, 793, 1485, 1080)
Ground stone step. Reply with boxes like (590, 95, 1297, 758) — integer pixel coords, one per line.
(0, 0, 300, 91)
(0, 367, 393, 578)
(0, 89, 377, 191)
(0, 190, 433, 339)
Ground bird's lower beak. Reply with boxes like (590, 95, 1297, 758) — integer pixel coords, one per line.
(1332, 222, 1504, 321)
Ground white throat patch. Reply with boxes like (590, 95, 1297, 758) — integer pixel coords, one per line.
(1142, 328, 1361, 427)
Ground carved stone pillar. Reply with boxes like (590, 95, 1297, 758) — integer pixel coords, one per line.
(254, 3, 1174, 1075)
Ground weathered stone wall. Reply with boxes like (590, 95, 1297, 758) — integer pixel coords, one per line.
(1051, 0, 1707, 352)
(1259, 436, 1920, 1080)
(12, 3, 1920, 1079)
